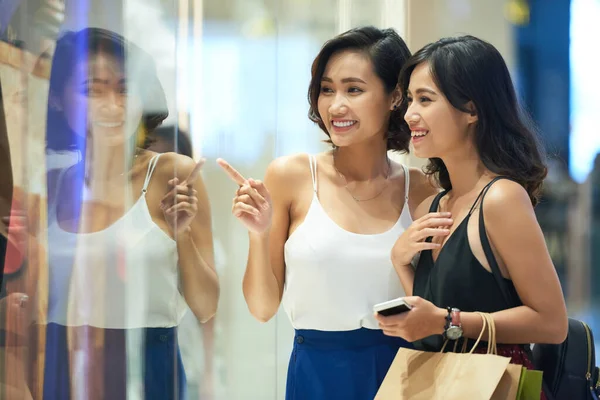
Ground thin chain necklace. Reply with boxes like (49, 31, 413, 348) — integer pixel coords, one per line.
(332, 151, 392, 202)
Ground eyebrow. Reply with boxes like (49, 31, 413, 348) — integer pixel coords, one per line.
(407, 88, 438, 95)
(321, 77, 367, 84)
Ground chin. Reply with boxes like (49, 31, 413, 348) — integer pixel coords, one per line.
(411, 143, 440, 160)
(411, 147, 429, 159)
(97, 135, 132, 148)
(329, 136, 351, 148)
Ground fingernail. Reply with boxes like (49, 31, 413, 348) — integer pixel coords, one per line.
(262, 204, 269, 210)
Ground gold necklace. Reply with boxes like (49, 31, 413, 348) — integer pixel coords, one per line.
(332, 152, 392, 202)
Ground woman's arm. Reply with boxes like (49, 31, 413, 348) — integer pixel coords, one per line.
(242, 156, 297, 322)
(167, 156, 219, 323)
(458, 180, 568, 344)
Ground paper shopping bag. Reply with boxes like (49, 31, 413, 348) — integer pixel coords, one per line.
(516, 367, 544, 400)
(491, 363, 523, 400)
(376, 312, 521, 400)
(375, 346, 511, 400)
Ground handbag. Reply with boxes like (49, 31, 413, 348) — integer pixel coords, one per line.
(533, 319, 600, 400)
(375, 312, 536, 400)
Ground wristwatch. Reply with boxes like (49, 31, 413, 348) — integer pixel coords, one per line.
(443, 307, 463, 340)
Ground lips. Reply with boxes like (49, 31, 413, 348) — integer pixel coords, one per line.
(95, 121, 124, 128)
(332, 120, 357, 128)
(411, 129, 429, 138)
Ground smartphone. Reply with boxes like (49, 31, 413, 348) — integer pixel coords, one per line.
(373, 298, 413, 317)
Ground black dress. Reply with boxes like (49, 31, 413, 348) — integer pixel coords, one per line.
(413, 177, 523, 352)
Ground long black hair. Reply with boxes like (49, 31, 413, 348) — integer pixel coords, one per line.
(399, 35, 547, 205)
(307, 26, 412, 152)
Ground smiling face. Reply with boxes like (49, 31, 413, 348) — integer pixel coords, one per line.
(57, 50, 144, 148)
(316, 50, 398, 148)
(404, 62, 476, 159)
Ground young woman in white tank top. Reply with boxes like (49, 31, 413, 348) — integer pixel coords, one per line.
(218, 27, 437, 400)
(38, 28, 219, 400)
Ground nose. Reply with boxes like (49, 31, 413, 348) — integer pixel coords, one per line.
(328, 92, 349, 116)
(102, 90, 126, 112)
(404, 103, 421, 124)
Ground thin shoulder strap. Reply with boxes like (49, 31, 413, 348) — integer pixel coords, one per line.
(402, 164, 410, 203)
(430, 190, 448, 213)
(142, 154, 161, 194)
(477, 176, 521, 308)
(308, 154, 318, 193)
(424, 189, 449, 244)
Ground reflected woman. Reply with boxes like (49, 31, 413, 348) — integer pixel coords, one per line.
(218, 26, 437, 399)
(42, 28, 218, 399)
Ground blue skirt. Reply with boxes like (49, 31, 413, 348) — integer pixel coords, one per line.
(286, 328, 412, 400)
(42, 323, 186, 400)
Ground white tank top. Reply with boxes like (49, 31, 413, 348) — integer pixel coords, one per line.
(282, 154, 413, 331)
(46, 154, 187, 329)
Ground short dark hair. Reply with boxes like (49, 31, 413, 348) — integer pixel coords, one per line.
(307, 26, 412, 152)
(398, 35, 547, 205)
(46, 28, 168, 151)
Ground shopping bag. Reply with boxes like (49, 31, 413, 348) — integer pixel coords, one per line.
(516, 367, 544, 400)
(376, 312, 519, 400)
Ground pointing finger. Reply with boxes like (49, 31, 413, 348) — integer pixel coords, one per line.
(216, 158, 246, 186)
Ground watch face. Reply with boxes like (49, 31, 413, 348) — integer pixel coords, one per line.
(446, 326, 463, 340)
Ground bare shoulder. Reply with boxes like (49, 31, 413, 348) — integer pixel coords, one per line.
(147, 151, 207, 196)
(483, 178, 533, 217)
(481, 178, 537, 238)
(265, 153, 312, 186)
(153, 151, 197, 178)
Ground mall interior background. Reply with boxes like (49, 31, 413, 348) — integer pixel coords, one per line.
(1, 0, 598, 399)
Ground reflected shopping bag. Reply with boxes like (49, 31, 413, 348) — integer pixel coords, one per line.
(376, 313, 528, 400)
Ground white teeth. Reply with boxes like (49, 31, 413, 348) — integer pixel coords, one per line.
(332, 120, 356, 128)
(96, 121, 123, 128)
(411, 131, 428, 137)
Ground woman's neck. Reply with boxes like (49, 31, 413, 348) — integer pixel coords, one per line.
(442, 146, 491, 197)
(332, 141, 390, 182)
(84, 142, 137, 187)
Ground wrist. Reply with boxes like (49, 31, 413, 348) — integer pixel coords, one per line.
(175, 227, 193, 243)
(433, 307, 447, 336)
(249, 229, 270, 241)
(391, 254, 412, 269)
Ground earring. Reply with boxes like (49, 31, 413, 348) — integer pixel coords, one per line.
(393, 104, 398, 110)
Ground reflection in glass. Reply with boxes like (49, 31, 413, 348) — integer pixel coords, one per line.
(38, 27, 218, 399)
